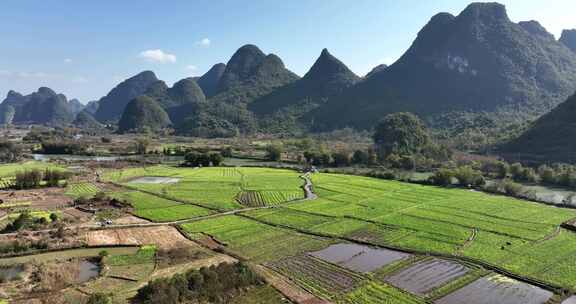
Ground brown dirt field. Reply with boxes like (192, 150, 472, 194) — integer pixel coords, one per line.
(85, 226, 195, 249)
(112, 215, 150, 225)
(195, 235, 223, 250)
(151, 254, 237, 281)
(253, 264, 332, 304)
(0, 187, 73, 211)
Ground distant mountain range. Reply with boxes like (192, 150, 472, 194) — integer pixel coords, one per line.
(2, 2, 576, 143)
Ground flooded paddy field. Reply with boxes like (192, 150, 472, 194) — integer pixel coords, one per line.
(385, 258, 469, 296)
(309, 243, 410, 273)
(435, 274, 553, 304)
(128, 176, 180, 184)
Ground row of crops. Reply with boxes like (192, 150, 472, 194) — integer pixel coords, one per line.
(65, 182, 100, 198)
(236, 190, 304, 207)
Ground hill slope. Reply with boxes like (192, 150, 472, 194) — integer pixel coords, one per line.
(195, 63, 226, 98)
(117, 96, 171, 133)
(248, 48, 360, 133)
(94, 71, 159, 122)
(311, 3, 576, 130)
(503, 92, 576, 162)
(560, 29, 576, 53)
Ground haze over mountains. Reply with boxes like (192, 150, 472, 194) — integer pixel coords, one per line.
(2, 2, 576, 149)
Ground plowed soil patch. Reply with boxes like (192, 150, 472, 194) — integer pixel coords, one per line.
(86, 226, 194, 249)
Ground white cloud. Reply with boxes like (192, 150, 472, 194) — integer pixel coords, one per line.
(64, 58, 73, 63)
(0, 70, 11, 77)
(196, 38, 211, 47)
(138, 49, 177, 64)
(185, 65, 199, 76)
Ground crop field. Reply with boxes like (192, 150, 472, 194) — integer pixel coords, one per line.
(108, 166, 305, 210)
(339, 281, 426, 304)
(267, 254, 364, 299)
(111, 190, 214, 222)
(65, 182, 100, 198)
(0, 178, 14, 190)
(310, 243, 411, 273)
(275, 173, 576, 288)
(0, 161, 65, 178)
(180, 215, 331, 263)
(237, 190, 304, 207)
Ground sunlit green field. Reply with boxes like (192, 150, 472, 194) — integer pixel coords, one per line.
(65, 182, 100, 198)
(180, 215, 330, 263)
(0, 161, 66, 177)
(106, 166, 305, 210)
(111, 191, 214, 222)
(246, 173, 576, 289)
(106, 166, 576, 291)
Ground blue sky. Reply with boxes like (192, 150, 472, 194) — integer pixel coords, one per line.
(1, 0, 575, 103)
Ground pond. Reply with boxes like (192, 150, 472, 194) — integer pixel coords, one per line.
(309, 243, 410, 273)
(128, 176, 181, 184)
(0, 264, 24, 282)
(77, 260, 100, 283)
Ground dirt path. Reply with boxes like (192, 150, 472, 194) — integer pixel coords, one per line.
(534, 226, 561, 244)
(456, 227, 478, 255)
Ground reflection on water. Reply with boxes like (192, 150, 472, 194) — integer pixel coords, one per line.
(0, 264, 24, 281)
(309, 243, 410, 273)
(78, 260, 100, 283)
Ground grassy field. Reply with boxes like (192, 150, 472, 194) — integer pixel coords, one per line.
(339, 281, 426, 304)
(64, 182, 100, 198)
(0, 247, 139, 265)
(255, 173, 576, 289)
(0, 161, 66, 178)
(111, 191, 214, 222)
(106, 166, 306, 211)
(180, 215, 331, 263)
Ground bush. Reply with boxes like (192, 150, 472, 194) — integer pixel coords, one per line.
(332, 151, 351, 167)
(87, 293, 112, 304)
(265, 144, 283, 161)
(429, 169, 455, 186)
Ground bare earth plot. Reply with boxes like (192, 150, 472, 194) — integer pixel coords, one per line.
(85, 226, 194, 249)
(435, 274, 554, 304)
(309, 243, 411, 273)
(384, 258, 469, 296)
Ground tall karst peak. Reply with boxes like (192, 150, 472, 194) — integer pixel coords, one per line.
(94, 70, 159, 122)
(196, 63, 226, 97)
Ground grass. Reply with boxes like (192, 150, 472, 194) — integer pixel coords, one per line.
(65, 182, 100, 198)
(111, 191, 214, 222)
(105, 245, 157, 266)
(0, 161, 66, 178)
(231, 285, 289, 304)
(180, 215, 331, 263)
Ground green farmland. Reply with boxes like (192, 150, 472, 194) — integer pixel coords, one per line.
(106, 166, 306, 210)
(89, 166, 576, 302)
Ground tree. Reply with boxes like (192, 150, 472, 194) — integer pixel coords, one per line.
(134, 137, 151, 155)
(351, 150, 369, 165)
(209, 153, 223, 166)
(265, 144, 283, 161)
(332, 151, 351, 167)
(429, 169, 454, 186)
(373, 112, 431, 159)
(454, 166, 485, 186)
(0, 141, 22, 163)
